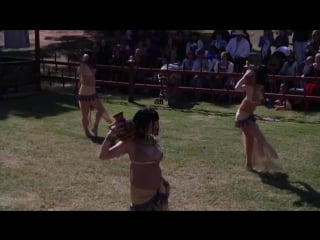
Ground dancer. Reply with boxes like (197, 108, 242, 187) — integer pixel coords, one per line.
(99, 108, 170, 211)
(234, 65, 280, 173)
(77, 50, 113, 137)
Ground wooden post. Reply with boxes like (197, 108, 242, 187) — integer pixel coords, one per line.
(35, 30, 41, 91)
(128, 56, 135, 103)
(61, 69, 64, 88)
(54, 52, 57, 73)
(75, 69, 78, 93)
(48, 68, 52, 87)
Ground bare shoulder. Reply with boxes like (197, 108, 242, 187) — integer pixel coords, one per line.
(121, 139, 135, 154)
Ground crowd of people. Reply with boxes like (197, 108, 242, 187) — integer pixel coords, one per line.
(74, 31, 320, 210)
(90, 30, 320, 110)
(262, 30, 320, 110)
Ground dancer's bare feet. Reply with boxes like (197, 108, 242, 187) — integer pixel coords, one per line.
(85, 129, 94, 137)
(246, 163, 254, 172)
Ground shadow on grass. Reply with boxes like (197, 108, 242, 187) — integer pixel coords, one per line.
(266, 115, 320, 125)
(0, 88, 79, 120)
(0, 50, 35, 59)
(151, 100, 235, 117)
(255, 172, 320, 208)
(105, 92, 238, 118)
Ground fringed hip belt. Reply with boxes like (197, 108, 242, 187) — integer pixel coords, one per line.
(130, 178, 170, 211)
(235, 114, 257, 128)
(78, 93, 98, 102)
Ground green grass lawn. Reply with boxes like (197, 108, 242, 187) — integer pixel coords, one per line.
(1, 85, 320, 210)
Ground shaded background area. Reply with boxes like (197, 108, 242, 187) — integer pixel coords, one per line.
(1, 30, 103, 60)
(0, 87, 79, 120)
(1, 30, 265, 63)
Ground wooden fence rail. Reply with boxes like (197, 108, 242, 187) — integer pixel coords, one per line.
(40, 59, 320, 110)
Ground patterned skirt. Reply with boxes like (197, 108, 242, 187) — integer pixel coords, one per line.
(235, 109, 281, 173)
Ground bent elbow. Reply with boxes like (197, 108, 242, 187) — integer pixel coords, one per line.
(234, 85, 243, 91)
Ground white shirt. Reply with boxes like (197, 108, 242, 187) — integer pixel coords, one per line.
(226, 37, 250, 58)
(192, 58, 210, 72)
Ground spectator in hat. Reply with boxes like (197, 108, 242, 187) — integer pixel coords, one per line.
(190, 48, 211, 99)
(226, 30, 251, 72)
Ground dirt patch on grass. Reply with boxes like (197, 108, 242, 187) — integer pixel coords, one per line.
(0, 155, 21, 168)
(0, 192, 43, 210)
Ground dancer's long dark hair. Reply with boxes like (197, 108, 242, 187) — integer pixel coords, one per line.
(133, 108, 159, 139)
(254, 65, 268, 86)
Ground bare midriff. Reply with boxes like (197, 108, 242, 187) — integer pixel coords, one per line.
(129, 143, 163, 190)
(79, 75, 96, 95)
(239, 98, 257, 114)
(130, 164, 162, 189)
